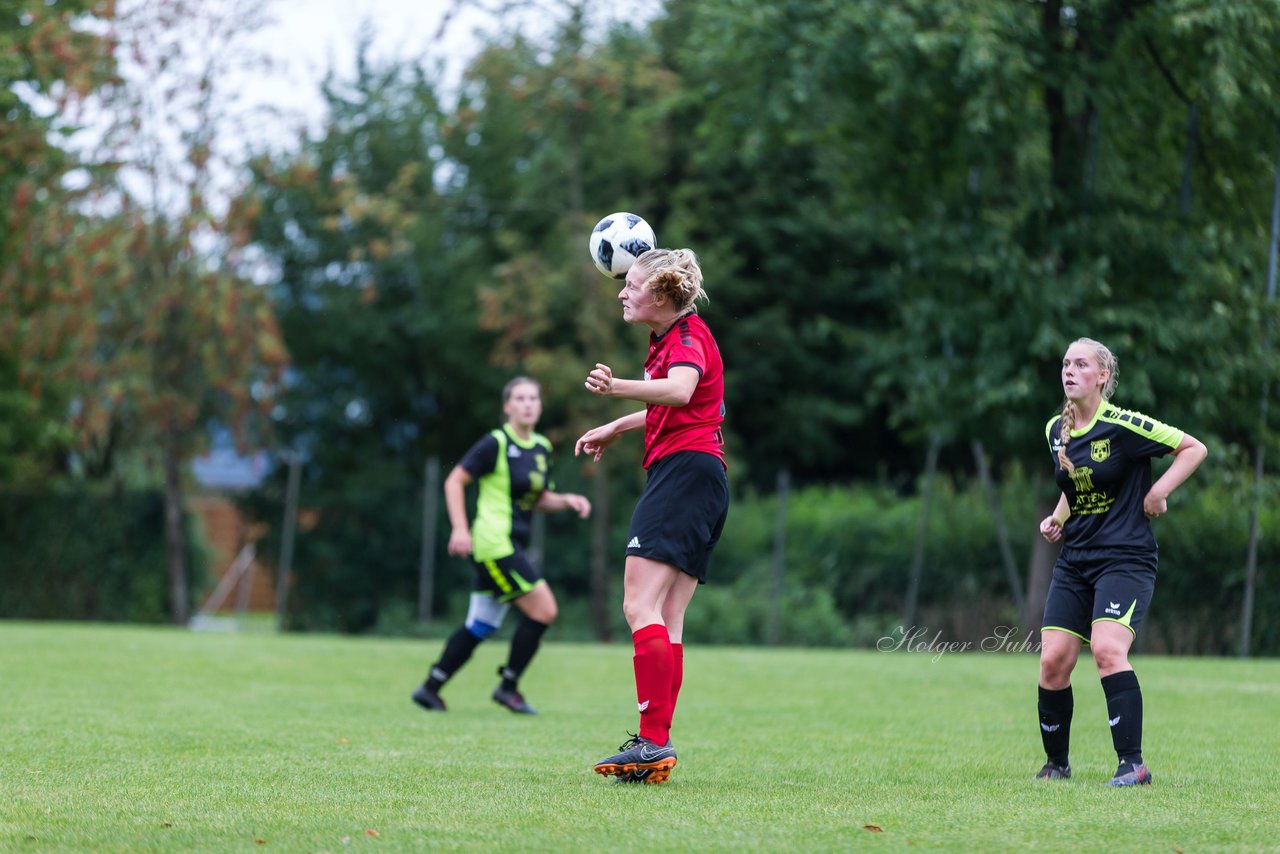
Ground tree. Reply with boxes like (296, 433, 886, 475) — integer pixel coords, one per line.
(0, 0, 121, 483)
(654, 0, 1280, 478)
(245, 39, 503, 630)
(72, 0, 289, 622)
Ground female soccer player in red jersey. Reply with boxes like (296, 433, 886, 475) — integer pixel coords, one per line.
(575, 248, 729, 784)
(1035, 338, 1206, 786)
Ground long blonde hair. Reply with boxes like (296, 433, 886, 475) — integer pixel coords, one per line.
(1057, 338, 1118, 473)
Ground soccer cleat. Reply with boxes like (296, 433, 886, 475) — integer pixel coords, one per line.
(612, 769, 656, 784)
(1107, 762, 1152, 787)
(411, 684, 447, 712)
(492, 686, 537, 714)
(593, 733, 676, 783)
(1035, 761, 1071, 779)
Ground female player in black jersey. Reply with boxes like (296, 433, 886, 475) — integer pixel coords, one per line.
(1035, 338, 1206, 786)
(575, 248, 728, 784)
(411, 377, 590, 714)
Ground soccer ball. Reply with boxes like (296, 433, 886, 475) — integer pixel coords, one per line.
(588, 212, 656, 279)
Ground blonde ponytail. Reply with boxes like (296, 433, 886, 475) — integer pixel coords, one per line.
(636, 248, 707, 312)
(1057, 401, 1077, 473)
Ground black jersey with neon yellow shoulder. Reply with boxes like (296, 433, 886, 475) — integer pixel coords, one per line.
(1044, 404, 1184, 552)
(457, 423, 556, 562)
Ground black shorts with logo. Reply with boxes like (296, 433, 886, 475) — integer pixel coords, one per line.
(1041, 546, 1157, 641)
(471, 548, 544, 604)
(626, 450, 729, 583)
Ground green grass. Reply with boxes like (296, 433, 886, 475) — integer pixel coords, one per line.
(2, 622, 1278, 853)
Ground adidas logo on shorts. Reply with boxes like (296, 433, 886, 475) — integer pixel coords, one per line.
(627, 537, 641, 549)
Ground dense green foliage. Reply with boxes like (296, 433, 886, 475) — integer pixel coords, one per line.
(4, 622, 1280, 851)
(242, 464, 1280, 654)
(237, 0, 1280, 649)
(4, 0, 1280, 648)
(0, 490, 206, 621)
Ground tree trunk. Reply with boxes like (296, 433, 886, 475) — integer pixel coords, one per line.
(971, 440, 1025, 613)
(418, 455, 441, 622)
(1240, 142, 1280, 656)
(767, 468, 790, 646)
(275, 452, 303, 631)
(589, 460, 613, 642)
(903, 437, 941, 630)
(1022, 497, 1060, 645)
(163, 431, 189, 625)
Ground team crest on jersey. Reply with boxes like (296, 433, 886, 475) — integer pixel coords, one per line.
(1090, 439, 1111, 462)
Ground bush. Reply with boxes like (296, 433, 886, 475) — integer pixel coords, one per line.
(0, 488, 206, 622)
(239, 463, 1280, 655)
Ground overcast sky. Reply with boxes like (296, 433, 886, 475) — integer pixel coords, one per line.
(239, 0, 663, 141)
(59, 1, 660, 212)
(240, 0, 493, 139)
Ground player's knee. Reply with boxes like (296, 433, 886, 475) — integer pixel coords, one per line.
(620, 598, 645, 628)
(1039, 654, 1074, 687)
(465, 619, 499, 640)
(1091, 641, 1129, 673)
(464, 592, 509, 640)
(1039, 662, 1068, 688)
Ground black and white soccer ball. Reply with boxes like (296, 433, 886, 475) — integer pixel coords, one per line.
(588, 212, 656, 279)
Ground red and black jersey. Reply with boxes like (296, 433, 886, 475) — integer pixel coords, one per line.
(641, 311, 725, 469)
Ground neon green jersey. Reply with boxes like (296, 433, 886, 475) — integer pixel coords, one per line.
(457, 423, 555, 561)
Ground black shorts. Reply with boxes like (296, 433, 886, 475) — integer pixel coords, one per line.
(1041, 546, 1157, 641)
(471, 549, 544, 604)
(626, 450, 729, 583)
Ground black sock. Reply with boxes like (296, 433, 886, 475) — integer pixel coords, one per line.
(1038, 685, 1073, 766)
(500, 616, 549, 690)
(426, 626, 483, 690)
(1101, 670, 1143, 766)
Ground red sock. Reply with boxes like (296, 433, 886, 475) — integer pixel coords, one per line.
(665, 642, 684, 733)
(631, 623, 672, 745)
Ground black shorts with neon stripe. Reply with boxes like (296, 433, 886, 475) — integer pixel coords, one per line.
(1041, 546, 1157, 641)
(470, 548, 544, 604)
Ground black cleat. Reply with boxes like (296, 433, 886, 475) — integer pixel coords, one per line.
(1035, 761, 1071, 780)
(411, 684, 447, 712)
(594, 733, 676, 783)
(612, 768, 657, 784)
(1107, 762, 1152, 787)
(492, 686, 537, 714)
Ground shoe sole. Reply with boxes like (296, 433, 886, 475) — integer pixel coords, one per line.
(493, 700, 536, 714)
(411, 694, 446, 712)
(1107, 776, 1152, 787)
(593, 757, 676, 783)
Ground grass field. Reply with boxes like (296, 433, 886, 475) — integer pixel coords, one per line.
(2, 621, 1278, 853)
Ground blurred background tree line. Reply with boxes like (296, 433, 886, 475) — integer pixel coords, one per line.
(3, 0, 1279, 654)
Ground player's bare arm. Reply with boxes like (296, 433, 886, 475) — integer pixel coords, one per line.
(585, 363, 698, 406)
(536, 491, 592, 518)
(575, 410, 646, 461)
(1144, 433, 1208, 518)
(443, 465, 475, 556)
(1039, 493, 1070, 543)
